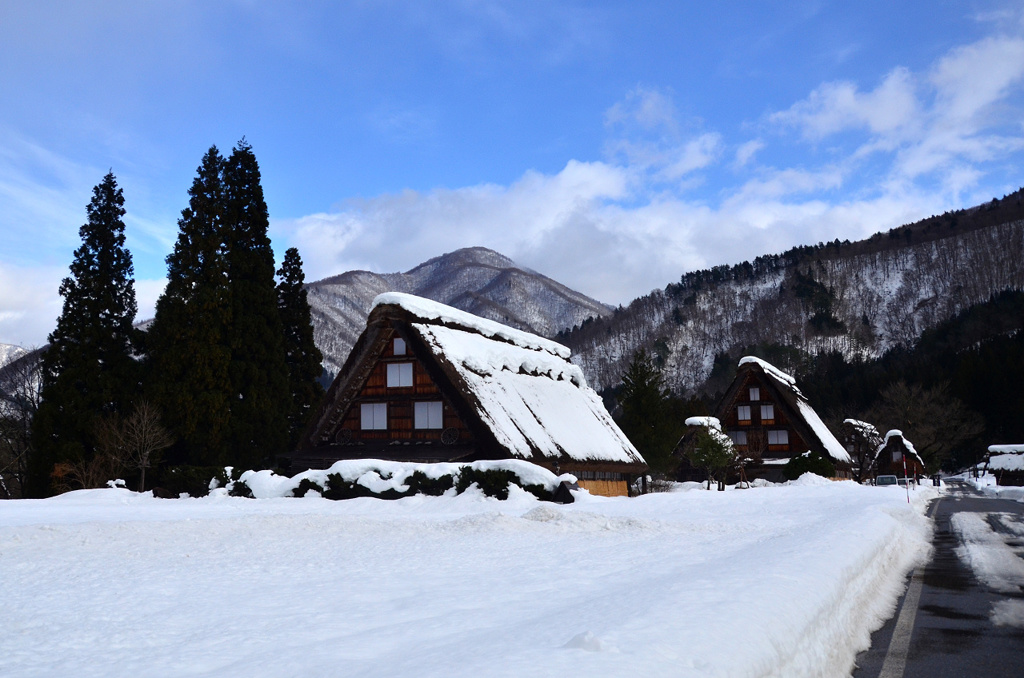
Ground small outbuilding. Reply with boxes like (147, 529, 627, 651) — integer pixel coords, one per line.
(674, 356, 851, 483)
(984, 444, 1024, 486)
(290, 293, 647, 496)
(871, 430, 926, 479)
(840, 419, 884, 483)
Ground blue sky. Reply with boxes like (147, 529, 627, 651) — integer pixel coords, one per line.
(3, 1, 1024, 346)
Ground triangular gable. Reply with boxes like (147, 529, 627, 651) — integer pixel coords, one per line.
(715, 357, 850, 464)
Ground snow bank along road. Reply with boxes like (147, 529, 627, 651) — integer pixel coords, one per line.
(854, 480, 1024, 678)
(0, 478, 936, 678)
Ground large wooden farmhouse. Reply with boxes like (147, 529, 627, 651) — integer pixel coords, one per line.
(676, 356, 851, 482)
(291, 293, 647, 497)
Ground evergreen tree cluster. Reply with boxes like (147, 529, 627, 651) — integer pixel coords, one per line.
(26, 142, 324, 496)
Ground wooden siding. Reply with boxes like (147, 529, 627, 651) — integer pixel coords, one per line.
(578, 479, 629, 497)
(331, 336, 473, 447)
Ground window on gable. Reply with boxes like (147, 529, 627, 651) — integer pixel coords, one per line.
(393, 337, 406, 355)
(387, 362, 414, 388)
(361, 403, 387, 430)
(749, 387, 760, 401)
(730, 430, 748, 446)
(760, 404, 775, 422)
(414, 401, 444, 429)
(768, 430, 789, 446)
(737, 405, 751, 422)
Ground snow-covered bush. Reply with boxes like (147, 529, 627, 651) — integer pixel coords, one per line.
(158, 465, 234, 498)
(783, 450, 836, 481)
(231, 459, 575, 503)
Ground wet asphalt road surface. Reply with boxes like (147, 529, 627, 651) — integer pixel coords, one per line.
(853, 481, 1024, 677)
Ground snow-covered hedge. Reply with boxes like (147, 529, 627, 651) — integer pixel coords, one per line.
(222, 459, 578, 502)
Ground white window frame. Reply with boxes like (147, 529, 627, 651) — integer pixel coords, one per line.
(414, 401, 444, 429)
(768, 430, 789, 446)
(393, 337, 406, 355)
(360, 403, 387, 430)
(737, 405, 751, 422)
(387, 362, 414, 388)
(749, 387, 760, 401)
(760, 404, 775, 421)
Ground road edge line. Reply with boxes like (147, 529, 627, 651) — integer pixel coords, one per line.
(878, 498, 940, 678)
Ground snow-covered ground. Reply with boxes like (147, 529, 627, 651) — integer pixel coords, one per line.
(962, 473, 1024, 501)
(0, 477, 938, 678)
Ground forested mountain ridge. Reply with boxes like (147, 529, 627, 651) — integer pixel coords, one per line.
(306, 247, 613, 377)
(560, 189, 1024, 395)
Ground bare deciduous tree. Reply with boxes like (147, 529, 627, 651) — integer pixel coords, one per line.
(0, 350, 43, 498)
(94, 401, 174, 492)
(867, 380, 985, 471)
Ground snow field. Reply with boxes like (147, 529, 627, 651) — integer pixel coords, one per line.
(0, 480, 937, 677)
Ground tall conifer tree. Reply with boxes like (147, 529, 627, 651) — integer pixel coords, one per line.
(277, 247, 324, 446)
(222, 139, 290, 468)
(147, 147, 233, 466)
(29, 173, 138, 495)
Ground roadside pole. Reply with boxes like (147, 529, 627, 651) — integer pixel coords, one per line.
(902, 453, 910, 503)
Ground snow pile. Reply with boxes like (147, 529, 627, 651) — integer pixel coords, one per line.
(236, 459, 576, 499)
(991, 600, 1024, 628)
(951, 512, 1024, 593)
(0, 480, 938, 678)
(684, 416, 721, 430)
(417, 324, 641, 465)
(373, 292, 570, 359)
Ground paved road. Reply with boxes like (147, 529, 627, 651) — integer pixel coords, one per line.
(853, 481, 1024, 677)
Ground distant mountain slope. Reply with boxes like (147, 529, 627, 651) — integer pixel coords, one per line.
(0, 343, 26, 368)
(561, 189, 1024, 394)
(307, 247, 613, 376)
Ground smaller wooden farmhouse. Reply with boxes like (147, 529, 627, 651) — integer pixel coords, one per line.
(840, 419, 884, 483)
(675, 356, 851, 482)
(291, 293, 647, 496)
(871, 430, 926, 479)
(984, 444, 1024, 486)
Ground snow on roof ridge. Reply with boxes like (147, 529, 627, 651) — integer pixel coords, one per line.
(988, 444, 1024, 454)
(738, 356, 801, 394)
(875, 430, 923, 465)
(372, 292, 570, 359)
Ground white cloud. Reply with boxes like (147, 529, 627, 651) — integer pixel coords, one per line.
(734, 140, 765, 168)
(0, 263, 64, 348)
(769, 66, 919, 141)
(604, 86, 679, 134)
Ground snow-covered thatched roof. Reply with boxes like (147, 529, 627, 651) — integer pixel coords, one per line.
(986, 444, 1024, 472)
(351, 293, 645, 468)
(843, 419, 882, 444)
(737, 357, 851, 463)
(874, 430, 925, 468)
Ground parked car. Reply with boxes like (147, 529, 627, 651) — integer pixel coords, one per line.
(876, 475, 898, 486)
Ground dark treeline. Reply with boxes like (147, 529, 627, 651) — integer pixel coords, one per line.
(15, 140, 323, 497)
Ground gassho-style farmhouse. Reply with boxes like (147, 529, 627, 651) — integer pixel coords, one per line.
(290, 293, 647, 497)
(675, 355, 852, 483)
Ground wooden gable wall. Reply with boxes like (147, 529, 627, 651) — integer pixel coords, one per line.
(321, 325, 477, 456)
(718, 370, 811, 462)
